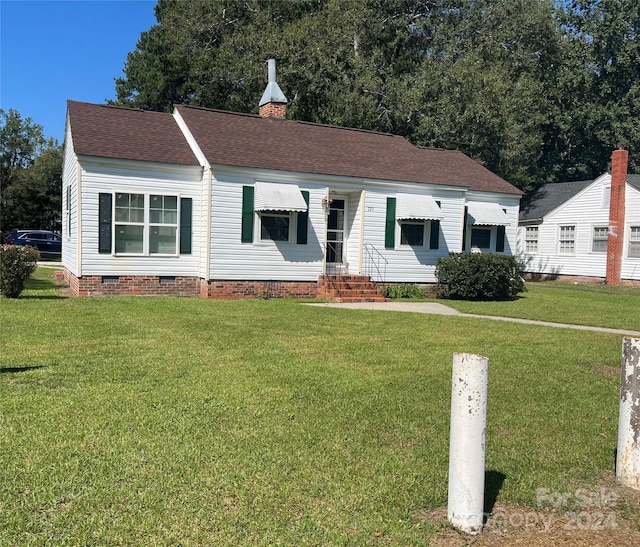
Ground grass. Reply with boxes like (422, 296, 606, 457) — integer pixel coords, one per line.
(0, 269, 636, 544)
(432, 281, 640, 332)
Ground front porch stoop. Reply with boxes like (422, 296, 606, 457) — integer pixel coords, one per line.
(317, 275, 387, 303)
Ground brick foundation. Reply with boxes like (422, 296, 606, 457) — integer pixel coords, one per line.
(522, 272, 639, 287)
(201, 279, 318, 299)
(63, 269, 199, 297)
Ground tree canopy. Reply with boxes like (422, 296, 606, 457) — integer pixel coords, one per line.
(0, 109, 62, 235)
(113, 0, 639, 194)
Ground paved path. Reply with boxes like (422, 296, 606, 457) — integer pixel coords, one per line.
(307, 302, 640, 337)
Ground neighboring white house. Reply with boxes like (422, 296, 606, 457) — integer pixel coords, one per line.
(517, 151, 640, 284)
(62, 61, 522, 298)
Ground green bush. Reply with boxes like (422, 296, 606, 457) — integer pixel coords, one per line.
(435, 253, 526, 301)
(0, 245, 40, 298)
(383, 284, 425, 299)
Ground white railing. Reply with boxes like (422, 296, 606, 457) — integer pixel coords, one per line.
(363, 243, 387, 283)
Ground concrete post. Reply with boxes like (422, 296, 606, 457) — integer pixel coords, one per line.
(448, 352, 489, 534)
(617, 337, 640, 490)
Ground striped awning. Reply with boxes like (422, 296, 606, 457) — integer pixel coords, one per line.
(254, 182, 308, 212)
(467, 202, 511, 226)
(396, 194, 443, 221)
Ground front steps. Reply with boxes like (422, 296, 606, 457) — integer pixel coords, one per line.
(317, 275, 387, 303)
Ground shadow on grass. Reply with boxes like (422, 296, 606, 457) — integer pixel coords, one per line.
(0, 365, 47, 374)
(484, 469, 506, 517)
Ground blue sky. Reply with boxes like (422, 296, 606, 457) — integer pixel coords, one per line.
(1, 0, 157, 143)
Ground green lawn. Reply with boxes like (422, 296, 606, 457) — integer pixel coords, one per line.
(0, 269, 636, 544)
(435, 281, 640, 332)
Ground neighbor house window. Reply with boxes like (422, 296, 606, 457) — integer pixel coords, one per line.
(630, 227, 640, 258)
(471, 228, 491, 250)
(591, 226, 608, 253)
(400, 221, 425, 246)
(259, 212, 291, 242)
(524, 226, 538, 253)
(558, 225, 575, 255)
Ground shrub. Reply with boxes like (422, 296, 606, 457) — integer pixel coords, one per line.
(0, 245, 40, 298)
(383, 284, 425, 299)
(435, 253, 526, 301)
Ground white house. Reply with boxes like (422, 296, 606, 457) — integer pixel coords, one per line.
(517, 149, 640, 284)
(62, 60, 522, 299)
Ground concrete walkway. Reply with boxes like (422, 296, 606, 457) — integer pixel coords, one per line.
(306, 302, 640, 337)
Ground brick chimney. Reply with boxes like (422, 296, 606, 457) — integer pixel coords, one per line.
(259, 59, 287, 118)
(605, 147, 628, 285)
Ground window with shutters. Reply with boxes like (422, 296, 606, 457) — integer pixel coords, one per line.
(100, 192, 191, 255)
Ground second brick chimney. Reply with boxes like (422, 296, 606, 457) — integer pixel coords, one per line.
(605, 147, 628, 285)
(259, 59, 287, 119)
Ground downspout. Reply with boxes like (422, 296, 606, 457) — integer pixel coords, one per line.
(204, 167, 212, 282)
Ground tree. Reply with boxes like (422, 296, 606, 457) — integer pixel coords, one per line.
(0, 109, 61, 235)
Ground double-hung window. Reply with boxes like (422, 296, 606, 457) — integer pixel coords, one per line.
(524, 226, 538, 253)
(558, 225, 575, 255)
(115, 193, 145, 253)
(630, 227, 640, 258)
(591, 226, 608, 253)
(100, 192, 191, 255)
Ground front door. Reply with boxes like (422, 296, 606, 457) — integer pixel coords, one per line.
(326, 198, 346, 274)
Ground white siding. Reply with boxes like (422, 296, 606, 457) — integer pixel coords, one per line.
(209, 169, 326, 281)
(78, 159, 203, 277)
(622, 185, 640, 281)
(61, 122, 79, 275)
(464, 192, 521, 256)
(360, 187, 466, 283)
(518, 176, 640, 280)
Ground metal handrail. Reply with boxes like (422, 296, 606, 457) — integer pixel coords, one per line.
(363, 243, 387, 282)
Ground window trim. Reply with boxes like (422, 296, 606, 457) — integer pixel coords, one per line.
(257, 210, 295, 243)
(558, 225, 576, 256)
(399, 220, 427, 247)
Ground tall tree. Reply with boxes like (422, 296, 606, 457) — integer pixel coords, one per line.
(0, 109, 61, 235)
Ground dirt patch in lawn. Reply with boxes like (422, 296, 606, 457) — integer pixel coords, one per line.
(423, 474, 640, 546)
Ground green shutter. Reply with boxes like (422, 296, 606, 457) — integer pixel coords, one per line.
(462, 206, 468, 251)
(241, 186, 254, 243)
(179, 197, 192, 254)
(430, 220, 440, 250)
(296, 190, 309, 244)
(98, 193, 112, 254)
(496, 225, 506, 252)
(385, 197, 396, 249)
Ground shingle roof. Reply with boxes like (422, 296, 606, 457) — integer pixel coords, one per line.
(175, 105, 522, 195)
(521, 173, 640, 223)
(66, 101, 199, 166)
(519, 180, 592, 222)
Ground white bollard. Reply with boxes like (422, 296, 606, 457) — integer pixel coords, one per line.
(448, 352, 489, 534)
(616, 337, 640, 490)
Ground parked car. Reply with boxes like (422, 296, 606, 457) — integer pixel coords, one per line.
(4, 230, 62, 256)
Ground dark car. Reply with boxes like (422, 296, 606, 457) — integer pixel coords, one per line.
(4, 230, 62, 256)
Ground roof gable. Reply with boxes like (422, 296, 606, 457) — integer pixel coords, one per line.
(520, 179, 595, 222)
(174, 105, 522, 195)
(66, 101, 199, 166)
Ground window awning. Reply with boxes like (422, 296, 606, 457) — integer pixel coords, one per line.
(254, 182, 308, 212)
(467, 202, 511, 226)
(396, 194, 443, 221)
